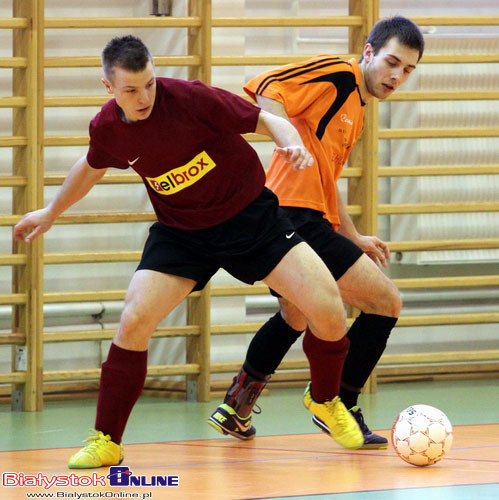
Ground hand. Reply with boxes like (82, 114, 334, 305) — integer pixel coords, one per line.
(354, 235, 390, 268)
(13, 208, 54, 244)
(275, 146, 314, 171)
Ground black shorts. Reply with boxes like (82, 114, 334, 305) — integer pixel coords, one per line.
(137, 188, 304, 291)
(270, 207, 364, 298)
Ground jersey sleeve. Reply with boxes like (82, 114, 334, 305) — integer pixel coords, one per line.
(87, 119, 128, 170)
(244, 55, 348, 118)
(187, 80, 261, 135)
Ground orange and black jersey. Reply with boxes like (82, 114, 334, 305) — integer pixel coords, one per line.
(244, 55, 365, 228)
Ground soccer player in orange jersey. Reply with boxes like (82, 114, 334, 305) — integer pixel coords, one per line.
(209, 16, 424, 449)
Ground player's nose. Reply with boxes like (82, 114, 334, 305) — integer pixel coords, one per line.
(137, 90, 149, 105)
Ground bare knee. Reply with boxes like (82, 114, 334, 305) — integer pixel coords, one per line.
(389, 285, 403, 317)
(114, 304, 159, 350)
(344, 274, 402, 318)
(280, 290, 346, 341)
(279, 298, 307, 331)
(308, 297, 346, 342)
(372, 281, 402, 317)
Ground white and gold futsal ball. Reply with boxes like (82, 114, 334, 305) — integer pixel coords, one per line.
(391, 404, 453, 466)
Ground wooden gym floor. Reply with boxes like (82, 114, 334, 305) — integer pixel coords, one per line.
(1, 379, 498, 499)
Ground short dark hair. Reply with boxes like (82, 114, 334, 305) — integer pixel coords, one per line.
(364, 16, 425, 62)
(102, 35, 153, 81)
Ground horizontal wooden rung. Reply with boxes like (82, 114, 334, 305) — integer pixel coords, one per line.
(380, 350, 499, 365)
(0, 18, 29, 29)
(388, 90, 499, 101)
(212, 54, 354, 66)
(0, 371, 26, 384)
(0, 97, 27, 108)
(43, 363, 200, 381)
(0, 254, 27, 265)
(378, 362, 499, 376)
(0, 293, 27, 305)
(210, 313, 499, 331)
(44, 96, 111, 107)
(44, 173, 142, 185)
(44, 16, 202, 28)
(53, 212, 155, 224)
(0, 57, 27, 68)
(0, 136, 28, 147)
(212, 16, 363, 27)
(379, 126, 499, 139)
(388, 238, 499, 252)
(44, 55, 200, 68)
(394, 275, 499, 289)
(378, 201, 499, 214)
(411, 15, 499, 26)
(421, 53, 499, 64)
(0, 333, 26, 345)
(43, 325, 200, 343)
(378, 164, 499, 176)
(43, 250, 142, 264)
(0, 176, 27, 187)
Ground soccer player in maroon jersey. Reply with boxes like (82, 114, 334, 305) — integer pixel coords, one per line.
(14, 35, 364, 468)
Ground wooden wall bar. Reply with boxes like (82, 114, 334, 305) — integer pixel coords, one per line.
(1, 0, 497, 409)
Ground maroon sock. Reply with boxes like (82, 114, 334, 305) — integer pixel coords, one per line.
(95, 343, 148, 444)
(303, 327, 350, 403)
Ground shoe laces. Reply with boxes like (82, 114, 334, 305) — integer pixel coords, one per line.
(82, 430, 109, 451)
(324, 398, 349, 426)
(351, 408, 371, 434)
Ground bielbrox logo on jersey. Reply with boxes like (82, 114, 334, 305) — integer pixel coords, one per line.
(146, 151, 216, 195)
(107, 467, 179, 487)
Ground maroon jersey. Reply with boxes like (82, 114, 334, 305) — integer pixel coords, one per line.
(87, 78, 264, 230)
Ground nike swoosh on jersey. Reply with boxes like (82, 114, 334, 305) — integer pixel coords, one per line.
(285, 232, 295, 239)
(128, 157, 140, 166)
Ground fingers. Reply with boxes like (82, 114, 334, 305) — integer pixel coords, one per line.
(13, 221, 30, 242)
(376, 248, 388, 268)
(24, 226, 42, 244)
(275, 146, 314, 170)
(371, 239, 389, 268)
(13, 216, 42, 244)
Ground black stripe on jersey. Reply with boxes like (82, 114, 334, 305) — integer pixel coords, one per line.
(300, 71, 358, 141)
(255, 57, 342, 96)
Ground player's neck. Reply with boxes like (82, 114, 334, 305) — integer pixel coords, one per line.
(358, 63, 375, 104)
(117, 105, 135, 124)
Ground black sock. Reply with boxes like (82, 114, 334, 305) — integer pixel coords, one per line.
(244, 312, 303, 377)
(340, 313, 398, 409)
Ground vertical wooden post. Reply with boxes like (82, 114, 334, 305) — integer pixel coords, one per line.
(348, 0, 379, 394)
(11, 0, 44, 411)
(185, 0, 212, 401)
(186, 284, 211, 402)
(188, 0, 212, 84)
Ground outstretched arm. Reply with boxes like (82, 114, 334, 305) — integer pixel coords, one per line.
(14, 155, 107, 243)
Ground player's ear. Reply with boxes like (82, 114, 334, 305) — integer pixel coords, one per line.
(363, 43, 374, 63)
(101, 78, 114, 95)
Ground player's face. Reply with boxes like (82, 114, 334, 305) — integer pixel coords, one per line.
(103, 60, 157, 123)
(361, 37, 419, 101)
